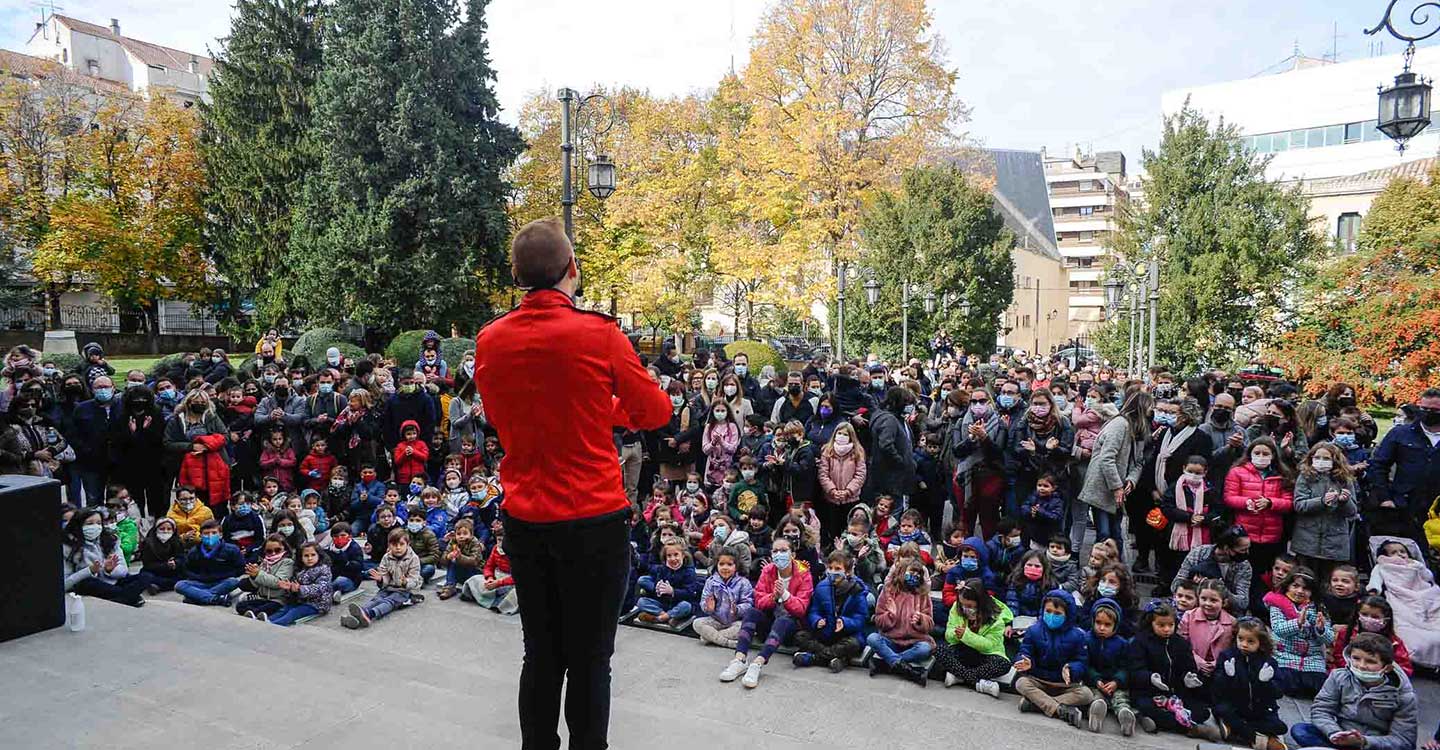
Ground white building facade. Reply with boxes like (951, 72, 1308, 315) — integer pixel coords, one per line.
(23, 14, 211, 104)
(1042, 149, 1128, 340)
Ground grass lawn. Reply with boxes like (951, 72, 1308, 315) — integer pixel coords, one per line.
(110, 356, 163, 374)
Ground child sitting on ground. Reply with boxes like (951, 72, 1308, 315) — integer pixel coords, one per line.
(1290, 633, 1419, 750)
(1266, 567, 1335, 697)
(270, 541, 332, 626)
(166, 485, 213, 547)
(1367, 538, 1440, 672)
(941, 537, 991, 608)
(1180, 579, 1237, 683)
(175, 520, 246, 606)
(1046, 535, 1083, 592)
(1332, 596, 1414, 676)
(463, 529, 517, 614)
(986, 518, 1026, 586)
(694, 550, 754, 649)
(833, 511, 883, 585)
(872, 494, 899, 547)
(635, 541, 701, 627)
(1013, 589, 1093, 727)
(1324, 565, 1363, 649)
(1084, 599, 1137, 735)
(235, 534, 295, 620)
(934, 577, 1015, 698)
(1126, 600, 1219, 740)
(1082, 538, 1122, 584)
(325, 522, 366, 602)
(1173, 579, 1199, 617)
(794, 551, 869, 672)
(221, 491, 267, 560)
(440, 468, 469, 521)
(682, 493, 714, 555)
(322, 465, 350, 526)
(104, 489, 139, 562)
(300, 489, 328, 541)
(341, 527, 423, 629)
(1080, 562, 1139, 636)
(1018, 474, 1064, 547)
(704, 515, 751, 582)
(866, 557, 934, 686)
(1006, 550, 1056, 629)
(404, 504, 442, 585)
(1211, 617, 1287, 750)
(437, 518, 485, 600)
(934, 522, 967, 575)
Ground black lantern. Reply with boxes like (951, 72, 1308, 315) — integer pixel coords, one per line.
(587, 154, 616, 200)
(1366, 9, 1439, 152)
(863, 278, 880, 306)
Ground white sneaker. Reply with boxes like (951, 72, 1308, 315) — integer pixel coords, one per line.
(718, 658, 746, 683)
(741, 659, 764, 688)
(332, 591, 344, 605)
(975, 679, 1001, 698)
(944, 673, 960, 688)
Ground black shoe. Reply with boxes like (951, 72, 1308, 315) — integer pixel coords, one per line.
(1058, 705, 1085, 727)
(868, 657, 890, 677)
(900, 662, 928, 687)
(792, 651, 815, 668)
(828, 657, 845, 673)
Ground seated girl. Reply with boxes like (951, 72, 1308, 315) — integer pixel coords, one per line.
(1079, 562, 1139, 636)
(694, 551, 754, 649)
(269, 541, 332, 626)
(866, 558, 933, 685)
(1005, 550, 1055, 632)
(1126, 601, 1219, 741)
(1265, 567, 1334, 697)
(933, 577, 1014, 699)
(635, 541, 701, 628)
(235, 533, 295, 620)
(717, 537, 811, 689)
(1332, 595, 1413, 676)
(1179, 578, 1237, 683)
(137, 517, 187, 593)
(1211, 617, 1286, 750)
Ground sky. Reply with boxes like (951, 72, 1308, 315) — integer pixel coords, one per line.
(0, 0, 1425, 169)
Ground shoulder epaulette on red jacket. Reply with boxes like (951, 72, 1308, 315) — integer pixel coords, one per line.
(569, 306, 618, 324)
(475, 307, 519, 337)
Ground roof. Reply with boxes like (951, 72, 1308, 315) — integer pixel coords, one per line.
(0, 47, 132, 95)
(950, 149, 1062, 261)
(1302, 156, 1438, 197)
(50, 15, 213, 77)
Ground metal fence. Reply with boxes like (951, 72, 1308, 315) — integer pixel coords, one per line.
(0, 301, 219, 335)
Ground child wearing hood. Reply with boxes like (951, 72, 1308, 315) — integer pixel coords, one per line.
(137, 517, 187, 593)
(694, 550, 755, 649)
(1085, 599, 1137, 735)
(985, 518, 1026, 585)
(934, 577, 1015, 698)
(1013, 589, 1094, 727)
(941, 536, 992, 607)
(867, 557, 933, 685)
(833, 509, 883, 585)
(933, 522, 967, 575)
(705, 515, 751, 580)
(1018, 474, 1065, 548)
(1126, 600, 1220, 740)
(794, 551, 870, 672)
(391, 420, 429, 487)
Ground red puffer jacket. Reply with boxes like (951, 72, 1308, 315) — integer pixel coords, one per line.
(179, 433, 231, 507)
(1222, 462, 1294, 544)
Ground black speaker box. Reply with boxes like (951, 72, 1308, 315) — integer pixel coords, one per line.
(0, 475, 64, 642)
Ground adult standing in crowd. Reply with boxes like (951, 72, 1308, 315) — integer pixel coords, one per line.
(863, 386, 917, 503)
(475, 218, 671, 750)
(1370, 387, 1440, 543)
(70, 374, 118, 504)
(1078, 390, 1153, 554)
(109, 385, 169, 522)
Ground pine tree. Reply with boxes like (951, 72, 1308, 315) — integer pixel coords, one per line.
(290, 0, 523, 336)
(200, 0, 323, 335)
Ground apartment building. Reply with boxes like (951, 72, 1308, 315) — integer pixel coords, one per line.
(23, 14, 211, 105)
(1042, 148, 1128, 340)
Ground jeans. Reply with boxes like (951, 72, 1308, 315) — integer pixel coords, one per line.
(635, 595, 693, 621)
(1092, 507, 1123, 554)
(865, 633, 933, 666)
(505, 509, 630, 750)
(269, 603, 321, 626)
(420, 563, 436, 583)
(445, 564, 478, 587)
(1289, 723, 1338, 748)
(333, 576, 358, 595)
(175, 577, 241, 605)
(362, 589, 414, 620)
(735, 608, 799, 661)
(74, 467, 108, 506)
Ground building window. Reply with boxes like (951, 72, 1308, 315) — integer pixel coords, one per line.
(1079, 206, 1094, 216)
(1344, 122, 1362, 143)
(1023, 315, 1031, 328)
(1079, 181, 1094, 192)
(1337, 212, 1361, 252)
(1078, 231, 1093, 242)
(86, 59, 99, 77)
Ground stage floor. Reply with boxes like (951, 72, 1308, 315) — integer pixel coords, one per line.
(3, 596, 1434, 749)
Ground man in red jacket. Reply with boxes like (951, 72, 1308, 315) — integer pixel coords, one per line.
(474, 217, 670, 750)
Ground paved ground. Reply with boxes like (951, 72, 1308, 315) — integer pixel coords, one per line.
(4, 591, 1435, 750)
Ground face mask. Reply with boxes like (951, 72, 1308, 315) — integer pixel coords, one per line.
(1030, 404, 1050, 417)
(1348, 664, 1387, 684)
(903, 404, 917, 416)
(179, 500, 195, 511)
(684, 481, 700, 493)
(997, 394, 1016, 409)
(156, 530, 173, 543)
(1210, 408, 1232, 425)
(1333, 433, 1357, 449)
(201, 533, 220, 549)
(381, 382, 396, 394)
(291, 378, 305, 388)
(723, 385, 738, 397)
(263, 374, 276, 384)
(704, 378, 717, 391)
(212, 356, 224, 364)
(263, 550, 285, 564)
(960, 558, 979, 572)
(1097, 582, 1118, 597)
(1023, 565, 1043, 582)
(1419, 408, 1440, 428)
(235, 504, 252, 516)
(818, 406, 833, 418)
(970, 404, 991, 418)
(734, 365, 748, 377)
(277, 525, 294, 536)
(741, 469, 756, 480)
(1349, 615, 1387, 635)
(961, 606, 978, 620)
(772, 551, 791, 568)
(713, 526, 729, 542)
(903, 572, 920, 588)
(1006, 536, 1022, 548)
(406, 521, 424, 533)
(82, 524, 103, 541)
(1251, 454, 1272, 469)
(103, 522, 118, 534)
(712, 410, 727, 422)
(189, 401, 207, 414)
(1155, 412, 1176, 427)
(786, 384, 802, 396)
(93, 387, 114, 402)
(871, 380, 886, 391)
(668, 395, 685, 409)
(784, 532, 801, 544)
(834, 441, 854, 456)
(827, 570, 845, 583)
(1312, 458, 1333, 473)
(318, 383, 335, 395)
(809, 386, 823, 397)
(400, 384, 417, 394)
(1042, 611, 1066, 630)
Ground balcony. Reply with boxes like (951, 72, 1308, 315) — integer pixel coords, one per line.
(1048, 193, 1116, 209)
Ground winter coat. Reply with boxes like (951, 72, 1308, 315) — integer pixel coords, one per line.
(68, 399, 116, 470)
(1210, 647, 1282, 723)
(775, 439, 818, 506)
(1016, 588, 1088, 683)
(874, 577, 933, 647)
(287, 561, 333, 614)
(392, 422, 430, 486)
(943, 598, 1013, 658)
(182, 541, 246, 584)
(1332, 628, 1414, 677)
(1071, 401, 1116, 455)
(985, 535, 1025, 592)
(754, 560, 813, 618)
(259, 445, 299, 491)
(327, 539, 365, 582)
(482, 546, 513, 588)
(1078, 416, 1145, 513)
(165, 412, 231, 506)
(166, 502, 214, 545)
(941, 536, 999, 605)
(1290, 472, 1358, 561)
(817, 448, 867, 505)
(298, 452, 337, 493)
(807, 574, 870, 646)
(1005, 415, 1076, 499)
(1006, 579, 1049, 618)
(447, 535, 485, 570)
(1369, 421, 1440, 525)
(1308, 666, 1419, 750)
(701, 420, 740, 486)
(707, 528, 753, 580)
(700, 571, 755, 627)
(1265, 591, 1334, 673)
(1222, 463, 1294, 544)
(406, 526, 442, 567)
(376, 548, 423, 592)
(108, 404, 166, 481)
(221, 509, 266, 554)
(1178, 607, 1236, 675)
(1048, 553, 1083, 593)
(1159, 478, 1222, 551)
(1018, 490, 1064, 544)
(61, 537, 129, 591)
(1085, 600, 1131, 687)
(864, 409, 916, 501)
(249, 555, 295, 603)
(1126, 626, 1201, 703)
(644, 562, 701, 607)
(383, 392, 436, 448)
(138, 531, 186, 574)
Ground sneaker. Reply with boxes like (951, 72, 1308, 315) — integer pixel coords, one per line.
(1117, 707, 1137, 737)
(216, 593, 234, 608)
(1058, 705, 1085, 728)
(975, 679, 1001, 698)
(1018, 699, 1041, 714)
(828, 657, 845, 673)
(791, 652, 814, 668)
(719, 658, 747, 683)
(741, 660, 764, 688)
(635, 612, 659, 624)
(340, 614, 360, 629)
(332, 591, 344, 605)
(944, 673, 960, 688)
(1138, 714, 1157, 734)
(243, 610, 256, 619)
(145, 584, 160, 596)
(256, 611, 269, 623)
(347, 602, 370, 629)
(1087, 698, 1108, 733)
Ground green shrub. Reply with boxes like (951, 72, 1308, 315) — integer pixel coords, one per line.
(723, 340, 786, 374)
(148, 353, 188, 379)
(43, 352, 83, 375)
(332, 342, 367, 364)
(440, 337, 472, 370)
(384, 329, 434, 366)
(292, 327, 347, 361)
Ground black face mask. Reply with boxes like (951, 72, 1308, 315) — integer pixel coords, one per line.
(1077, 383, 1091, 398)
(126, 399, 152, 413)
(1260, 414, 1282, 431)
(189, 402, 208, 414)
(1210, 408, 1232, 424)
(1419, 407, 1440, 428)
(64, 384, 85, 397)
(17, 406, 37, 419)
(1336, 396, 1356, 408)
(787, 384, 802, 396)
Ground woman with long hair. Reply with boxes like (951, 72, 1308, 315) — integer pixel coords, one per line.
(62, 506, 146, 606)
(1077, 390, 1154, 554)
(165, 389, 232, 516)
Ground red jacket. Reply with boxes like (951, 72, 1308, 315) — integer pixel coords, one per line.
(1222, 463, 1294, 544)
(483, 546, 513, 588)
(754, 560, 813, 618)
(474, 289, 671, 523)
(392, 419, 430, 486)
(299, 452, 337, 493)
(179, 433, 231, 507)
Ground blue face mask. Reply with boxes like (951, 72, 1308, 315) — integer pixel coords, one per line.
(200, 534, 220, 549)
(903, 572, 921, 588)
(318, 383, 334, 395)
(1333, 433, 1357, 449)
(93, 387, 114, 402)
(997, 394, 1016, 409)
(1155, 412, 1176, 427)
(960, 558, 979, 572)
(1042, 611, 1067, 630)
(1097, 582, 1119, 597)
(772, 551, 792, 568)
(714, 526, 729, 542)
(235, 504, 252, 516)
(827, 570, 844, 583)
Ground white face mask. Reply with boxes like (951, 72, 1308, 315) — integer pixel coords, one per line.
(1312, 458, 1333, 473)
(1251, 453, 1272, 469)
(156, 530, 173, 543)
(723, 385, 738, 397)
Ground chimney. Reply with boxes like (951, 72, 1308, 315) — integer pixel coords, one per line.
(110, 18, 121, 36)
(188, 55, 198, 74)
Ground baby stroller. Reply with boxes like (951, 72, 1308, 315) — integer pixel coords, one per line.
(1367, 535, 1440, 670)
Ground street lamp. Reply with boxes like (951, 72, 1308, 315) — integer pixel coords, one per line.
(923, 291, 936, 315)
(836, 263, 849, 361)
(1103, 278, 1125, 314)
(863, 277, 880, 306)
(556, 88, 617, 242)
(1366, 2, 1438, 152)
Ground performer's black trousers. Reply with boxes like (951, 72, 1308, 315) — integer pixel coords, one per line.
(505, 509, 631, 750)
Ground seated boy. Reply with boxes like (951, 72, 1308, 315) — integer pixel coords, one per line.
(833, 513, 883, 586)
(404, 504, 442, 584)
(1013, 590, 1093, 727)
(438, 518, 485, 600)
(341, 527, 423, 628)
(174, 520, 246, 606)
(325, 522, 367, 602)
(793, 551, 870, 671)
(1290, 633, 1418, 750)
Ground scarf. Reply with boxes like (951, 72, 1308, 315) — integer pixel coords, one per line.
(1026, 407, 1057, 435)
(1154, 424, 1196, 490)
(1168, 476, 1209, 552)
(954, 407, 1004, 501)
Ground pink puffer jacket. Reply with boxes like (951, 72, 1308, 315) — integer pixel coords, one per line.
(818, 450, 866, 505)
(1222, 463, 1294, 544)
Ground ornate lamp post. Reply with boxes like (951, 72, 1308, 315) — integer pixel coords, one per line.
(1366, 2, 1437, 152)
(557, 88, 617, 242)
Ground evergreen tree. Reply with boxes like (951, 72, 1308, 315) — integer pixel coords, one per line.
(291, 0, 523, 336)
(200, 0, 323, 334)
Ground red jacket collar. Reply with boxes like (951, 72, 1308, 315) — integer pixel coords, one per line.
(522, 288, 576, 309)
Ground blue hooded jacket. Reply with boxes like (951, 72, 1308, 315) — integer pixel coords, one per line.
(806, 573, 870, 646)
(1016, 588, 1088, 682)
(1084, 597, 1130, 686)
(986, 532, 1024, 586)
(643, 562, 701, 607)
(943, 535, 1001, 599)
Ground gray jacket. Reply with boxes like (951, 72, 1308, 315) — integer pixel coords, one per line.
(1310, 665, 1418, 750)
(1077, 416, 1145, 513)
(253, 394, 309, 449)
(1290, 473, 1359, 561)
(250, 556, 295, 602)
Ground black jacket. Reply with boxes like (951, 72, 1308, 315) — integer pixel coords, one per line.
(864, 409, 916, 501)
(1126, 628, 1200, 703)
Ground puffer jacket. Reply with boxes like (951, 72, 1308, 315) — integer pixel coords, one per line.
(817, 448, 866, 505)
(1309, 666, 1419, 750)
(1290, 472, 1358, 561)
(1084, 598, 1130, 686)
(1016, 588, 1088, 682)
(806, 574, 870, 646)
(944, 597, 1013, 658)
(291, 561, 333, 614)
(1210, 647, 1281, 723)
(1222, 462, 1294, 544)
(942, 535, 997, 606)
(250, 555, 295, 602)
(701, 570, 755, 627)
(1126, 621, 1201, 703)
(754, 560, 813, 618)
(1071, 401, 1117, 455)
(644, 561, 701, 607)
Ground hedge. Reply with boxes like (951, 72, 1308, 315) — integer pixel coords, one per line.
(384, 329, 432, 366)
(292, 327, 348, 361)
(148, 353, 187, 379)
(723, 340, 786, 374)
(43, 352, 83, 375)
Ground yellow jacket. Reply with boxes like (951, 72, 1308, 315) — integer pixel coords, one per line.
(167, 502, 215, 545)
